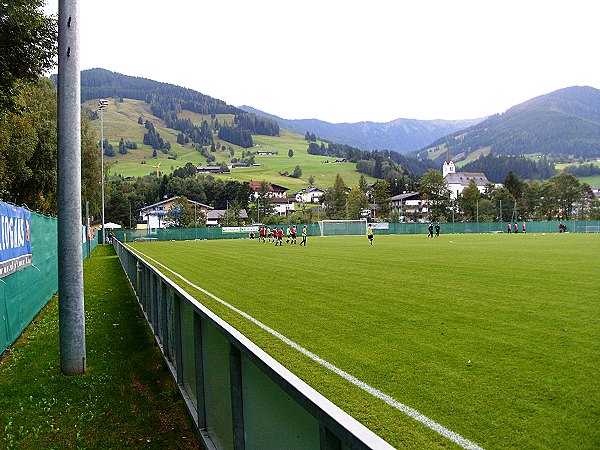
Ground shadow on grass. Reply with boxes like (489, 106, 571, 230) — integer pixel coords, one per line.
(0, 245, 202, 449)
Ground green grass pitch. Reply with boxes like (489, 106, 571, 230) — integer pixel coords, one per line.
(130, 233, 600, 449)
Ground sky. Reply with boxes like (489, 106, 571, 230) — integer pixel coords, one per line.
(44, 0, 600, 124)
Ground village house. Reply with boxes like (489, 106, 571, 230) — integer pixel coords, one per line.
(389, 191, 428, 222)
(248, 181, 289, 199)
(139, 196, 213, 230)
(206, 209, 249, 226)
(270, 197, 296, 216)
(294, 187, 325, 204)
(196, 165, 229, 174)
(442, 158, 490, 200)
(255, 150, 277, 156)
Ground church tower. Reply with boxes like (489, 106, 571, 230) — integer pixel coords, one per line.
(442, 148, 455, 178)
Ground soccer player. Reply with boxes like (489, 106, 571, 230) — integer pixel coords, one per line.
(367, 224, 374, 245)
(267, 226, 272, 242)
(272, 227, 278, 244)
(277, 227, 284, 246)
(435, 223, 440, 237)
(291, 225, 297, 244)
(428, 222, 434, 238)
(299, 225, 307, 246)
(286, 226, 291, 243)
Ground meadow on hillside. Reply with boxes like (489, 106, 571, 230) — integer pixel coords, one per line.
(83, 99, 376, 190)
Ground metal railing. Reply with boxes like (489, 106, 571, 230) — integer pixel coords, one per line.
(113, 239, 393, 450)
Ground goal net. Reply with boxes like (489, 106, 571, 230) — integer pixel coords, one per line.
(318, 219, 368, 236)
(582, 225, 600, 233)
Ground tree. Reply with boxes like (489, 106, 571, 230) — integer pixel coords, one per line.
(358, 174, 369, 193)
(347, 186, 368, 219)
(292, 165, 302, 178)
(105, 179, 130, 226)
(165, 197, 195, 228)
(538, 181, 560, 220)
(256, 181, 273, 218)
(418, 169, 450, 221)
(323, 173, 348, 219)
(308, 175, 315, 185)
(371, 180, 390, 218)
(81, 111, 101, 218)
(0, 1, 57, 116)
(457, 180, 481, 221)
(0, 78, 57, 213)
(288, 149, 294, 158)
(549, 172, 581, 219)
(223, 200, 243, 226)
(503, 171, 525, 200)
(492, 187, 516, 221)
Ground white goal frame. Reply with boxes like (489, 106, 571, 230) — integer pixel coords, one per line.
(318, 219, 368, 236)
(582, 225, 600, 233)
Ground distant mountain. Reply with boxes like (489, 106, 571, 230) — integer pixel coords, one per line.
(238, 105, 482, 154)
(418, 86, 600, 162)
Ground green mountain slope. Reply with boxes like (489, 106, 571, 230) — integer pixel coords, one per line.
(418, 86, 600, 162)
(84, 98, 377, 189)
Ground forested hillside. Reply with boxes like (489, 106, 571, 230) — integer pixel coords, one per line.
(419, 86, 600, 161)
(74, 68, 279, 149)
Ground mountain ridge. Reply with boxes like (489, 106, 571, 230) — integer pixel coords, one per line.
(238, 105, 483, 154)
(418, 86, 600, 162)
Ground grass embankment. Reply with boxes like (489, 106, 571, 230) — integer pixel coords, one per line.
(0, 246, 201, 449)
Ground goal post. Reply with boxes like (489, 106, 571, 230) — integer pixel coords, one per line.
(318, 219, 368, 236)
(582, 225, 600, 233)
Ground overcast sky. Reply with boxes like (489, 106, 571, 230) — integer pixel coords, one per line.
(45, 0, 599, 124)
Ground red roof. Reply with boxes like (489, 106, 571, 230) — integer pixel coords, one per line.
(248, 181, 289, 192)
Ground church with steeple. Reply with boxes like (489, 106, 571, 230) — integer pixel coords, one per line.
(442, 149, 490, 200)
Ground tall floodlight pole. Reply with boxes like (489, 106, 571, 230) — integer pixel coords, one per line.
(98, 99, 108, 244)
(57, 0, 86, 375)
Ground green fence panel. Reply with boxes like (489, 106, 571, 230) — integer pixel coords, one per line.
(0, 212, 57, 355)
(113, 220, 600, 244)
(0, 210, 99, 355)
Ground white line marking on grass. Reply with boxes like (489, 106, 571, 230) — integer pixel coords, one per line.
(127, 245, 484, 450)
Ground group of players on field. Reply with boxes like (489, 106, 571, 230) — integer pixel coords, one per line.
(254, 225, 308, 246)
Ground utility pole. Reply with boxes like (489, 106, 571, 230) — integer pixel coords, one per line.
(98, 99, 108, 244)
(57, 0, 86, 375)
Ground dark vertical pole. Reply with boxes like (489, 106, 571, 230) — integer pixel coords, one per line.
(85, 201, 91, 259)
(57, 0, 86, 375)
(174, 294, 183, 384)
(194, 314, 206, 429)
(230, 345, 245, 449)
(319, 424, 342, 450)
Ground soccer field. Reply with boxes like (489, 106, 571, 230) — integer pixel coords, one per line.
(129, 233, 600, 449)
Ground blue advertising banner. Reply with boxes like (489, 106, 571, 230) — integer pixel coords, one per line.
(0, 202, 32, 278)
